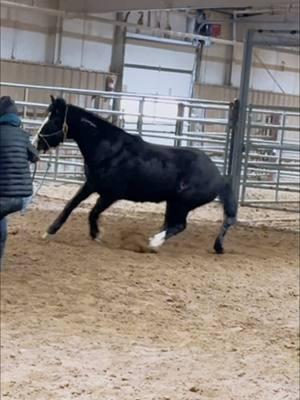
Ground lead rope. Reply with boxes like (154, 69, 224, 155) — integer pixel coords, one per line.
(32, 152, 53, 197)
(21, 151, 53, 215)
(34, 105, 68, 196)
(22, 106, 69, 214)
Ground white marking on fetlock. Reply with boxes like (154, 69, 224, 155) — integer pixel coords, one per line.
(149, 231, 166, 249)
(93, 228, 104, 243)
(42, 232, 55, 240)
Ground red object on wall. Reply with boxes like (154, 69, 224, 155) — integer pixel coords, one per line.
(211, 24, 221, 37)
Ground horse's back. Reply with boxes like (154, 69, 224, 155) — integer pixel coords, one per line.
(143, 142, 222, 182)
(133, 140, 223, 204)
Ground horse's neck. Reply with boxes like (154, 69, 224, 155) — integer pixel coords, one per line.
(68, 107, 96, 159)
(68, 106, 116, 164)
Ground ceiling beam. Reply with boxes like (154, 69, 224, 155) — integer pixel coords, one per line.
(235, 14, 300, 31)
(252, 30, 300, 47)
(45, 0, 300, 13)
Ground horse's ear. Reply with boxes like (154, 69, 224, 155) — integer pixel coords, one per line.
(50, 95, 55, 104)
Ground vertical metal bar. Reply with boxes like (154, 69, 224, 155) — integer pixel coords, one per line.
(94, 95, 100, 110)
(275, 112, 286, 202)
(174, 103, 184, 147)
(187, 103, 194, 147)
(224, 18, 235, 86)
(231, 29, 254, 208)
(188, 40, 204, 140)
(193, 41, 204, 94)
(54, 147, 59, 181)
(227, 99, 240, 176)
(23, 88, 28, 119)
(110, 12, 127, 126)
(137, 97, 145, 137)
(55, 15, 63, 64)
(80, 18, 86, 68)
(241, 104, 252, 204)
(223, 101, 233, 175)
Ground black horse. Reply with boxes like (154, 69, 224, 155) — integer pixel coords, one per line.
(37, 96, 237, 253)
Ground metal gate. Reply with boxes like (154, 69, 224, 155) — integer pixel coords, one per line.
(241, 104, 299, 212)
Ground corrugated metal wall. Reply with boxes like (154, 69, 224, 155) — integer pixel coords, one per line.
(194, 83, 300, 108)
(0, 59, 115, 107)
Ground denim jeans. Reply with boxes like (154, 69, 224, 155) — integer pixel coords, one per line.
(0, 197, 24, 270)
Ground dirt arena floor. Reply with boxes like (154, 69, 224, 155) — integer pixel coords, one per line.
(1, 194, 299, 400)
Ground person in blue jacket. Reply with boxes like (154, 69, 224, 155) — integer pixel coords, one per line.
(0, 96, 39, 270)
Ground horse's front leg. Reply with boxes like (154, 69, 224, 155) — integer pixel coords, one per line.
(89, 196, 115, 240)
(43, 182, 94, 239)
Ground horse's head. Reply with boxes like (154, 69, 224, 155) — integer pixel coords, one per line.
(37, 96, 69, 152)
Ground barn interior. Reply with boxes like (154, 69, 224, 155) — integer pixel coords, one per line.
(0, 1, 299, 399)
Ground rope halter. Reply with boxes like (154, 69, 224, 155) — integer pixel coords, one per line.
(37, 106, 69, 151)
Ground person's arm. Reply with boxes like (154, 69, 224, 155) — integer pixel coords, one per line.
(27, 141, 40, 163)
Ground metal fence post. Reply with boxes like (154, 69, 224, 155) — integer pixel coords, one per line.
(175, 102, 185, 147)
(137, 97, 145, 137)
(275, 112, 286, 202)
(226, 99, 240, 176)
(231, 30, 254, 208)
(223, 101, 233, 175)
(23, 88, 29, 119)
(240, 104, 253, 204)
(54, 147, 60, 181)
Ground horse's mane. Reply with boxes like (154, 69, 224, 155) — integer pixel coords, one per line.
(70, 104, 125, 134)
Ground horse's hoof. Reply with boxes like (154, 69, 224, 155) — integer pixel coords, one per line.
(213, 239, 224, 254)
(42, 232, 54, 240)
(91, 231, 103, 243)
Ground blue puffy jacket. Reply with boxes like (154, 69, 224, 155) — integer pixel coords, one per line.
(0, 113, 39, 197)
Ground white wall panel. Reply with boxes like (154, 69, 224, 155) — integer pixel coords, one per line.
(81, 41, 112, 71)
(201, 60, 226, 85)
(0, 27, 14, 59)
(63, 18, 84, 34)
(60, 37, 82, 67)
(231, 62, 241, 88)
(274, 70, 299, 95)
(12, 30, 47, 62)
(87, 20, 114, 39)
(123, 67, 191, 96)
(251, 67, 275, 92)
(125, 42, 194, 70)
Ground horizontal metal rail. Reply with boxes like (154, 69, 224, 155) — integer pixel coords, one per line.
(1, 81, 230, 105)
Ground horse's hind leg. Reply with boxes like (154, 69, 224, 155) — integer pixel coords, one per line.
(213, 216, 236, 254)
(213, 178, 237, 254)
(44, 181, 93, 238)
(89, 196, 115, 240)
(149, 201, 189, 250)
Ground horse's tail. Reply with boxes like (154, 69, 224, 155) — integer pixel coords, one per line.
(214, 176, 237, 254)
(219, 176, 237, 220)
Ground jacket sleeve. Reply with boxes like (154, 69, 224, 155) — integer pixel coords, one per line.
(27, 141, 40, 163)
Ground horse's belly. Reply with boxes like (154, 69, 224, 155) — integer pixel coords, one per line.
(126, 185, 171, 203)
